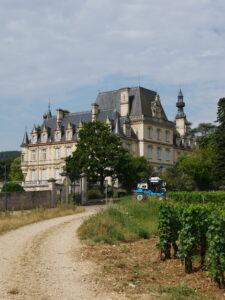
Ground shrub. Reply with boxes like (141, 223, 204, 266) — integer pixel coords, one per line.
(1, 182, 24, 192)
(88, 189, 104, 199)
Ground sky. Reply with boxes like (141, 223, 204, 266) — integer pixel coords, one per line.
(0, 0, 225, 151)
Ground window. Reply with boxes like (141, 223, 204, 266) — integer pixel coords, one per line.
(66, 131, 72, 140)
(41, 133, 47, 143)
(66, 147, 72, 157)
(126, 143, 131, 151)
(41, 149, 47, 160)
(31, 169, 36, 181)
(55, 131, 61, 141)
(21, 153, 25, 162)
(165, 130, 170, 142)
(32, 134, 37, 144)
(157, 129, 161, 140)
(165, 149, 170, 161)
(55, 168, 61, 180)
(55, 148, 61, 160)
(147, 146, 153, 159)
(126, 126, 131, 137)
(31, 150, 36, 161)
(148, 127, 152, 139)
(40, 169, 47, 181)
(157, 147, 161, 160)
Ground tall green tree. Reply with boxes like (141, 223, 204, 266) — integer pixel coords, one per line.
(8, 157, 24, 181)
(117, 156, 154, 191)
(214, 98, 225, 185)
(176, 149, 217, 190)
(65, 121, 131, 191)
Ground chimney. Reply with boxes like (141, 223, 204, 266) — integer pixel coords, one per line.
(56, 109, 70, 124)
(91, 103, 99, 121)
(120, 88, 130, 117)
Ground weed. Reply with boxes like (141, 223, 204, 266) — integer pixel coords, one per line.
(161, 284, 197, 299)
(78, 197, 160, 243)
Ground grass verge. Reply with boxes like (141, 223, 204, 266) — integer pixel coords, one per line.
(0, 204, 85, 235)
(78, 196, 160, 243)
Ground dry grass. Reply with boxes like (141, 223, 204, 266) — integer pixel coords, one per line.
(0, 205, 85, 235)
(8, 288, 19, 295)
(79, 237, 225, 299)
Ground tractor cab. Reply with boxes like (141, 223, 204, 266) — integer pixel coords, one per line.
(133, 176, 166, 201)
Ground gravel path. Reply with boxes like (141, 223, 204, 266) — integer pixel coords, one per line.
(0, 206, 122, 300)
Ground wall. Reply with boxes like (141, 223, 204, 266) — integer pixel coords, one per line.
(0, 190, 52, 211)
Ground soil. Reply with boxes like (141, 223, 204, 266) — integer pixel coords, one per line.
(79, 236, 225, 300)
(0, 206, 124, 300)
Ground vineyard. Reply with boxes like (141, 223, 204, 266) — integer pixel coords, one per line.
(158, 200, 225, 288)
(167, 191, 225, 203)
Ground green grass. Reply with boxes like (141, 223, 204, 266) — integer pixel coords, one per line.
(161, 285, 197, 299)
(78, 196, 160, 243)
(148, 284, 200, 300)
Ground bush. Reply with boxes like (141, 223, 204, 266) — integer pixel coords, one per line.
(113, 188, 127, 198)
(88, 189, 104, 199)
(1, 182, 24, 192)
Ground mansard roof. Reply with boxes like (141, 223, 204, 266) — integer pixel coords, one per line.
(22, 86, 176, 146)
(96, 86, 169, 121)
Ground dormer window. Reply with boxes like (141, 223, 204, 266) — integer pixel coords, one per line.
(31, 134, 37, 144)
(55, 131, 61, 141)
(66, 130, 72, 140)
(41, 133, 47, 143)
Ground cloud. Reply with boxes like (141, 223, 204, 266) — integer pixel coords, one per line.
(0, 0, 225, 149)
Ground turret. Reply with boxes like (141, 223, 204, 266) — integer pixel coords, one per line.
(175, 89, 187, 136)
(176, 89, 186, 119)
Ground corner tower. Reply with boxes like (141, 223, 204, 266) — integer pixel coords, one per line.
(175, 89, 187, 136)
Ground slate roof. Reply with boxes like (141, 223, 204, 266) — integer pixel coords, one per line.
(22, 86, 174, 145)
(96, 86, 168, 121)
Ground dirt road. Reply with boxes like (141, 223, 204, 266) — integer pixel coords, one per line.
(0, 207, 124, 300)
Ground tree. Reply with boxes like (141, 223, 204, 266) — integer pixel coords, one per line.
(65, 121, 131, 191)
(8, 157, 23, 181)
(118, 156, 154, 191)
(162, 165, 196, 191)
(192, 123, 216, 136)
(175, 149, 217, 190)
(214, 98, 225, 184)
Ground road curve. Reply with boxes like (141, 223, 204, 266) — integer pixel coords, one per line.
(0, 207, 105, 300)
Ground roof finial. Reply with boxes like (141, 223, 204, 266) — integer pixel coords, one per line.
(47, 99, 52, 119)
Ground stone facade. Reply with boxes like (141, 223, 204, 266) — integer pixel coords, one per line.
(21, 86, 195, 189)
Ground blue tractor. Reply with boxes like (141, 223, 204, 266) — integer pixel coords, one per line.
(133, 177, 166, 201)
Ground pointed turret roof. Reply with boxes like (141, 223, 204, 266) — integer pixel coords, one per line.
(21, 131, 29, 146)
(47, 103, 52, 120)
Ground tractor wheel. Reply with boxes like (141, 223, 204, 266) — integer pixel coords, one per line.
(136, 194, 144, 201)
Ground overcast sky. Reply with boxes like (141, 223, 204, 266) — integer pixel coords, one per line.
(0, 0, 225, 151)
